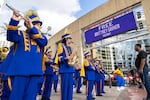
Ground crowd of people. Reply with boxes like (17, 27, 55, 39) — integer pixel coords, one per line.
(0, 8, 150, 100)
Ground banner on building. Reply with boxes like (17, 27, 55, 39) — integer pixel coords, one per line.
(84, 12, 137, 44)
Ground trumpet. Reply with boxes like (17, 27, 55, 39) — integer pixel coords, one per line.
(6, 3, 26, 20)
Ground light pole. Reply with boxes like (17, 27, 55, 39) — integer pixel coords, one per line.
(45, 26, 52, 39)
(46, 26, 52, 36)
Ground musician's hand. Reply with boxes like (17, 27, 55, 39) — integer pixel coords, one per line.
(12, 11, 22, 21)
(25, 18, 33, 29)
(65, 56, 71, 60)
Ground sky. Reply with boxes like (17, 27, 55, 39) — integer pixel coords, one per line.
(0, 0, 108, 40)
(75, 0, 109, 18)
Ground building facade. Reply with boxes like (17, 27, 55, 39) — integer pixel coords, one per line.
(48, 0, 150, 73)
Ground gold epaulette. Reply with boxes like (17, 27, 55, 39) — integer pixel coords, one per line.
(83, 59, 89, 67)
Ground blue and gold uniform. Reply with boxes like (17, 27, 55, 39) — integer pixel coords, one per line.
(6, 9, 47, 100)
(81, 51, 95, 100)
(74, 68, 82, 93)
(42, 49, 54, 100)
(100, 68, 105, 93)
(53, 68, 59, 93)
(0, 46, 13, 100)
(57, 33, 75, 100)
(95, 65, 103, 96)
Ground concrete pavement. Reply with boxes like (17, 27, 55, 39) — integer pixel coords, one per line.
(37, 85, 126, 100)
(37, 84, 147, 100)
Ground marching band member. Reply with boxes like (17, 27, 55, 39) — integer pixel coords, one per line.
(6, 9, 47, 100)
(53, 67, 59, 93)
(82, 51, 95, 100)
(57, 33, 75, 100)
(41, 48, 54, 100)
(74, 63, 82, 93)
(0, 46, 13, 100)
(94, 59, 103, 96)
(99, 63, 106, 94)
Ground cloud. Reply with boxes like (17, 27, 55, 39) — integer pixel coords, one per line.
(0, 0, 81, 37)
(38, 10, 77, 35)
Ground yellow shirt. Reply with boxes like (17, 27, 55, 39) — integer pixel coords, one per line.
(114, 68, 124, 77)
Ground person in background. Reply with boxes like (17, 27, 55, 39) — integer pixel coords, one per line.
(99, 62, 106, 94)
(94, 58, 103, 96)
(83, 51, 95, 100)
(114, 65, 125, 91)
(6, 9, 47, 100)
(53, 67, 59, 93)
(41, 48, 54, 100)
(135, 44, 150, 100)
(74, 63, 82, 93)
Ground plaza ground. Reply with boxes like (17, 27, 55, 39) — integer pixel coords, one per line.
(37, 85, 147, 100)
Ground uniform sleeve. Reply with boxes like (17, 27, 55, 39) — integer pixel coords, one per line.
(44, 56, 53, 66)
(84, 59, 89, 66)
(30, 27, 47, 47)
(7, 18, 20, 42)
(84, 59, 93, 71)
(57, 43, 66, 62)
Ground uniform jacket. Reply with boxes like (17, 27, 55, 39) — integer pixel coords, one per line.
(95, 66, 103, 81)
(0, 46, 14, 80)
(84, 59, 95, 81)
(57, 43, 74, 73)
(6, 18, 47, 76)
(44, 56, 54, 75)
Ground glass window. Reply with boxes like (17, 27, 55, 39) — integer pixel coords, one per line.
(96, 36, 150, 73)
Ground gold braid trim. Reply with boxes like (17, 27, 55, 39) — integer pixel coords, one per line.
(8, 77, 12, 90)
(31, 17, 39, 21)
(22, 31, 30, 51)
(32, 33, 43, 39)
(7, 25, 19, 30)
